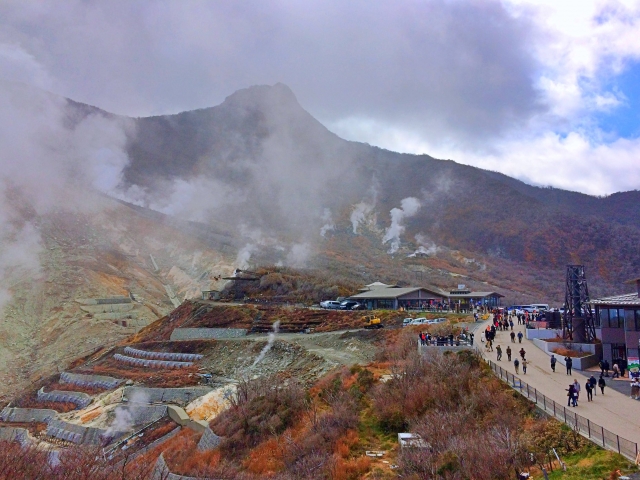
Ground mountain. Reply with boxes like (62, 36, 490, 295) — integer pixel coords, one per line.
(116, 83, 640, 297)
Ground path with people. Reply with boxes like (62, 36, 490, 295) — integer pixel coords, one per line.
(474, 316, 640, 447)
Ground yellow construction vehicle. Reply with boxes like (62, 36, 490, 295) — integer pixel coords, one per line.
(362, 314, 384, 329)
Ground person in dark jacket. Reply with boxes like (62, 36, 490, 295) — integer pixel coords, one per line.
(506, 346, 512, 362)
(566, 383, 577, 407)
(517, 331, 523, 343)
(589, 375, 597, 396)
(585, 380, 593, 401)
(550, 355, 557, 372)
(565, 356, 573, 375)
(598, 375, 606, 394)
(514, 358, 520, 374)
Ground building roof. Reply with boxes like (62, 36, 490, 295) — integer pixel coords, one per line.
(350, 287, 444, 300)
(448, 291, 505, 298)
(358, 282, 400, 291)
(590, 293, 640, 306)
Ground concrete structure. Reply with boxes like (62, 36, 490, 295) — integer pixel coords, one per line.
(60, 372, 123, 389)
(113, 404, 168, 426)
(37, 387, 91, 409)
(124, 387, 211, 406)
(152, 453, 199, 480)
(0, 427, 31, 446)
(114, 353, 193, 369)
(197, 427, 222, 451)
(170, 328, 247, 341)
(0, 407, 56, 423)
(167, 405, 209, 432)
(124, 347, 203, 362)
(591, 277, 640, 366)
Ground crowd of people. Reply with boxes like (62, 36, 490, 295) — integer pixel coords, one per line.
(479, 310, 618, 408)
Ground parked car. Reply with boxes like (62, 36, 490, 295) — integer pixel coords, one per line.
(320, 300, 341, 309)
(426, 318, 447, 325)
(402, 318, 413, 327)
(340, 300, 365, 310)
(410, 318, 428, 325)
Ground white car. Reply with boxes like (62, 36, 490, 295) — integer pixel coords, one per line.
(320, 300, 341, 309)
(426, 318, 447, 325)
(410, 318, 428, 325)
(402, 318, 413, 327)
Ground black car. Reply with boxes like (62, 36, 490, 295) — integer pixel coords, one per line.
(340, 301, 365, 310)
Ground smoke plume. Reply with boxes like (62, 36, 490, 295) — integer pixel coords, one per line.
(252, 320, 280, 367)
(382, 197, 421, 253)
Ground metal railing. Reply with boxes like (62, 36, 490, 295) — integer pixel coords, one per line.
(484, 357, 639, 462)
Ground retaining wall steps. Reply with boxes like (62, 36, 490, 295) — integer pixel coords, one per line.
(114, 353, 193, 369)
(124, 347, 203, 362)
(60, 372, 124, 390)
(37, 388, 91, 409)
(170, 328, 247, 341)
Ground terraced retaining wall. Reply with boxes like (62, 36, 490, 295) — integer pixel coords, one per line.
(124, 347, 203, 362)
(0, 407, 56, 423)
(124, 387, 211, 406)
(114, 354, 193, 369)
(170, 328, 247, 341)
(152, 453, 199, 480)
(197, 427, 222, 451)
(60, 372, 123, 389)
(37, 388, 91, 409)
(0, 427, 30, 446)
(46, 419, 124, 445)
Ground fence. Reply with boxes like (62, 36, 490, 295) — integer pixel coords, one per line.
(484, 357, 638, 462)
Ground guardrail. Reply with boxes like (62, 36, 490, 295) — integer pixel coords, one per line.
(484, 357, 638, 462)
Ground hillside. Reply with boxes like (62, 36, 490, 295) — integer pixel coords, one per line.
(108, 83, 639, 297)
(0, 192, 237, 401)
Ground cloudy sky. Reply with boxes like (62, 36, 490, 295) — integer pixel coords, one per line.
(1, 0, 639, 195)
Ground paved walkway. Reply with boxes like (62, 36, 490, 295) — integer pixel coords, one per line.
(475, 318, 640, 447)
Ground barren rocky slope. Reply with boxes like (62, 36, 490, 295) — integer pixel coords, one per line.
(0, 193, 236, 401)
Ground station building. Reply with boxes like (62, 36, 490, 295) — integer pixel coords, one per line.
(591, 277, 640, 364)
(349, 282, 503, 310)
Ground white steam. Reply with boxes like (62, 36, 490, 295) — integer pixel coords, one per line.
(350, 201, 375, 234)
(319, 208, 335, 237)
(410, 233, 440, 257)
(105, 390, 150, 437)
(0, 81, 132, 311)
(236, 244, 256, 270)
(252, 320, 280, 367)
(382, 197, 421, 254)
(286, 243, 311, 268)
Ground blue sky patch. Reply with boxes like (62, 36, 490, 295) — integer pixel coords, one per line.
(595, 61, 640, 139)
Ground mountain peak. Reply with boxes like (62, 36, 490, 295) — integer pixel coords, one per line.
(222, 83, 299, 110)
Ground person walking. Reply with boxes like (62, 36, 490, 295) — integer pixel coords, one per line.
(589, 374, 597, 396)
(599, 358, 605, 376)
(517, 331, 523, 343)
(550, 355, 557, 372)
(604, 360, 610, 377)
(506, 346, 512, 362)
(598, 375, 606, 394)
(573, 379, 581, 401)
(496, 345, 502, 361)
(510, 331, 516, 343)
(522, 359, 528, 374)
(565, 356, 573, 375)
(509, 319, 514, 331)
(566, 383, 577, 407)
(585, 379, 593, 401)
(612, 363, 620, 379)
(514, 358, 520, 374)
(519, 348, 526, 360)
